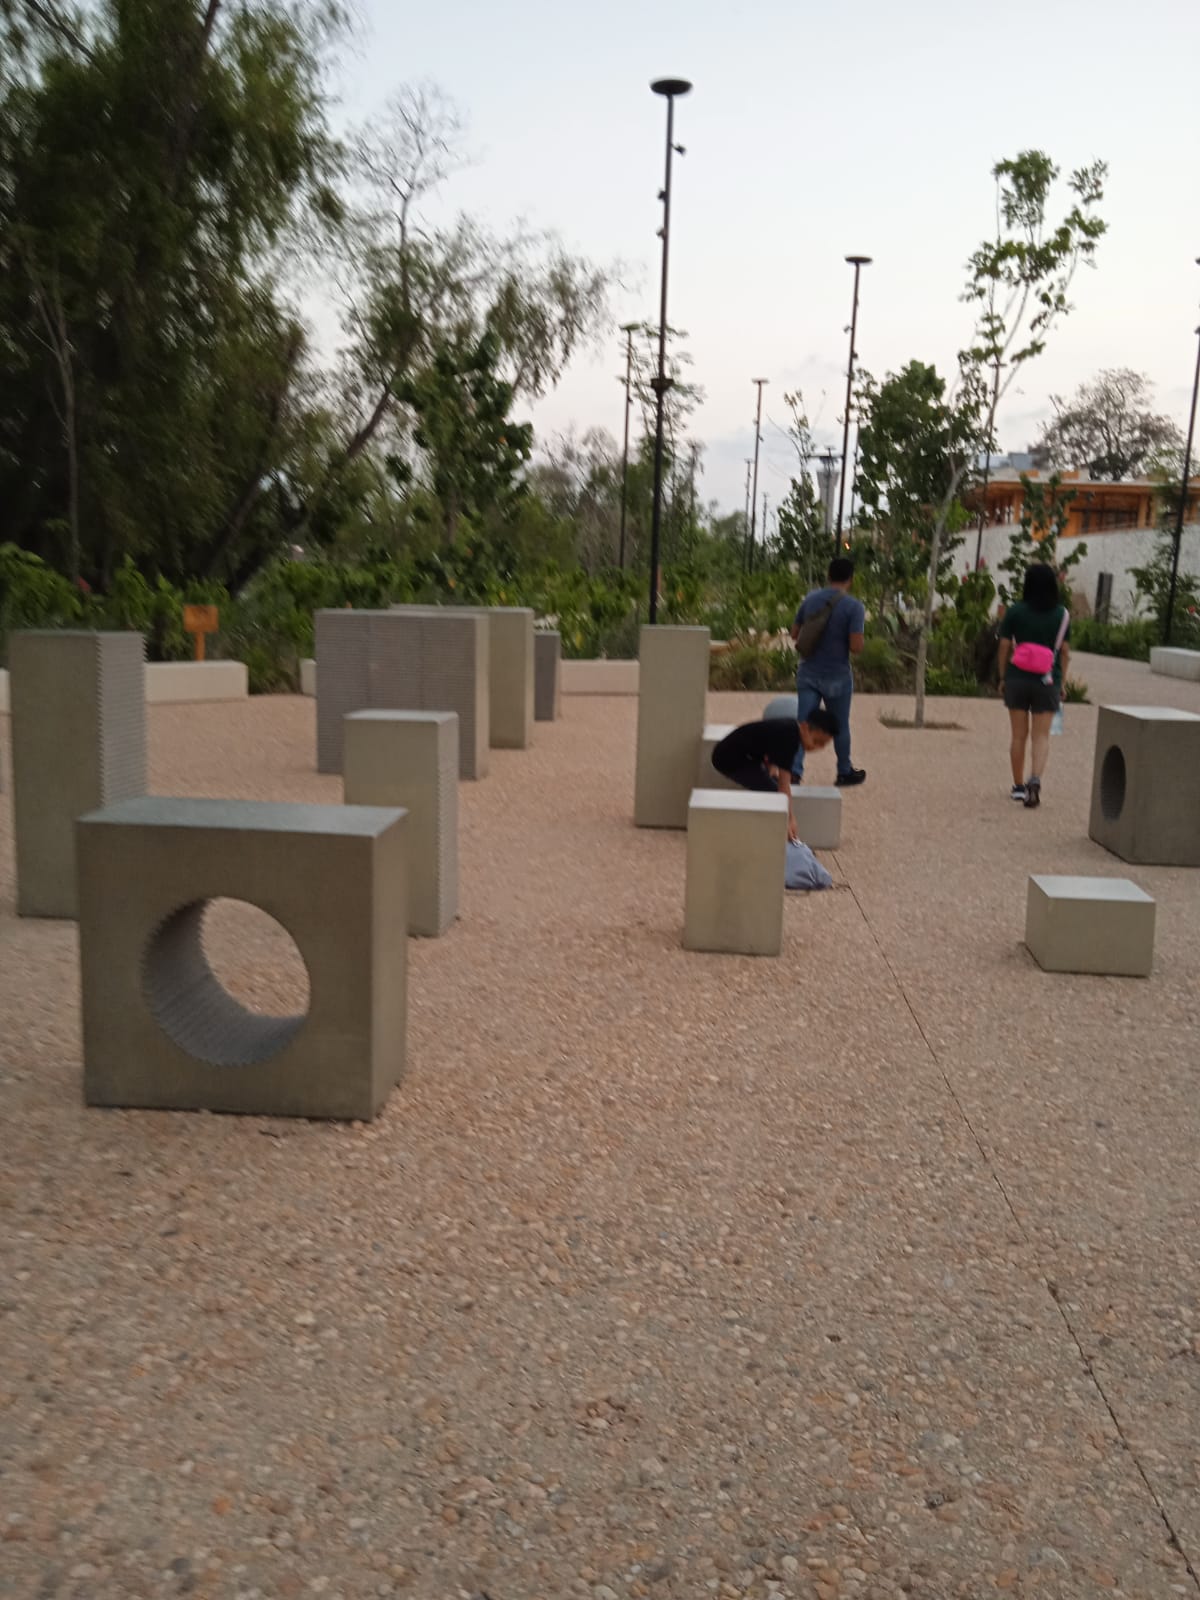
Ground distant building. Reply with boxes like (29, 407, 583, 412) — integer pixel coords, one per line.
(965, 466, 1200, 541)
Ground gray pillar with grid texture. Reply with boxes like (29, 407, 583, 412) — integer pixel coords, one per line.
(535, 631, 562, 722)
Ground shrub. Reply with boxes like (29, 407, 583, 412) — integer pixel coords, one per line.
(708, 641, 795, 692)
(854, 635, 907, 693)
(1063, 677, 1089, 703)
(1069, 617, 1156, 661)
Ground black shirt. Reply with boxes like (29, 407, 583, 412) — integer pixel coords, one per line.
(715, 718, 800, 772)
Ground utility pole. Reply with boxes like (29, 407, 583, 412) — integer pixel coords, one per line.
(747, 378, 768, 572)
(837, 255, 871, 544)
(617, 322, 638, 569)
(688, 441, 700, 547)
(761, 492, 769, 566)
(1166, 297, 1200, 645)
(743, 458, 753, 550)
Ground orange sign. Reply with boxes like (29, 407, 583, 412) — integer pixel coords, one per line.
(183, 604, 219, 661)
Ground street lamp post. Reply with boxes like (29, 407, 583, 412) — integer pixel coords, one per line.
(1165, 277, 1200, 645)
(836, 254, 871, 546)
(647, 76, 692, 624)
(747, 378, 768, 573)
(617, 322, 639, 569)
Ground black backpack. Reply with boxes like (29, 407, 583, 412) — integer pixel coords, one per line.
(795, 594, 839, 660)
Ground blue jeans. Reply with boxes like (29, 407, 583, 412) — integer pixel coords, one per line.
(792, 670, 854, 780)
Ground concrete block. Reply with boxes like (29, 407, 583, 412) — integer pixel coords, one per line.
(300, 658, 316, 697)
(145, 660, 248, 703)
(535, 631, 562, 721)
(1088, 704, 1200, 866)
(634, 625, 711, 828)
(0, 667, 10, 715)
(484, 607, 534, 748)
(792, 786, 842, 849)
(10, 631, 146, 919)
(561, 659, 639, 696)
(684, 789, 789, 956)
(698, 723, 738, 790)
(77, 796, 408, 1120)
(344, 711, 458, 937)
(763, 694, 799, 721)
(1150, 646, 1200, 682)
(1025, 875, 1155, 977)
(315, 610, 489, 780)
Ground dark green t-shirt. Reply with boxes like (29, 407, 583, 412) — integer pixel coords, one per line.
(999, 601, 1070, 686)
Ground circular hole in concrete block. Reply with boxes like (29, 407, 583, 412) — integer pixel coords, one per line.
(1100, 744, 1126, 822)
(143, 899, 310, 1068)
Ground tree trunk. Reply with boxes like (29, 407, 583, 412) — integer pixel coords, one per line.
(915, 517, 944, 729)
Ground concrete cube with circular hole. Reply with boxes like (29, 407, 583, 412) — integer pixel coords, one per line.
(1088, 705, 1200, 867)
(76, 797, 409, 1120)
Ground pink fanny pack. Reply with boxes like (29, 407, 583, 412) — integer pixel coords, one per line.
(1011, 641, 1055, 675)
(1011, 606, 1070, 682)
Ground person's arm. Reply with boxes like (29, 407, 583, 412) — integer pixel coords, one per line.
(1059, 643, 1070, 684)
(848, 597, 866, 656)
(996, 637, 1011, 681)
(789, 604, 804, 645)
(769, 766, 799, 843)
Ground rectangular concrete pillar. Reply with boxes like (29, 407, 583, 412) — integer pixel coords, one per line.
(77, 797, 408, 1120)
(316, 610, 489, 780)
(1025, 875, 1155, 977)
(10, 630, 146, 919)
(792, 786, 842, 850)
(634, 625, 710, 828)
(343, 711, 458, 937)
(684, 789, 788, 956)
(534, 630, 562, 722)
(697, 724, 737, 790)
(484, 607, 535, 748)
(1088, 705, 1200, 866)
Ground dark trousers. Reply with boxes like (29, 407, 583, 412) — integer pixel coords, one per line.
(712, 750, 778, 793)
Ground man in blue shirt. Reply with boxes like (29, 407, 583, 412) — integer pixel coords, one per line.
(789, 556, 866, 786)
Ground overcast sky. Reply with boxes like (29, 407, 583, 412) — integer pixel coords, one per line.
(336, 0, 1200, 515)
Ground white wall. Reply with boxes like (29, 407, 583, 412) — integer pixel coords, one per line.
(962, 521, 1200, 618)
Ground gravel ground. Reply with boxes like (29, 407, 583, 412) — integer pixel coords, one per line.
(2, 651, 1199, 1600)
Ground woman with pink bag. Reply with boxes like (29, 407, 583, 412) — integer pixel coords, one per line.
(996, 562, 1071, 809)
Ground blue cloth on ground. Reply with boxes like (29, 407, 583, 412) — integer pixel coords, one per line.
(785, 839, 833, 891)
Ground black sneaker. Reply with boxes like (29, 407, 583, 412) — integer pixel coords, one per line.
(1023, 777, 1041, 809)
(835, 768, 867, 787)
(1010, 784, 1027, 802)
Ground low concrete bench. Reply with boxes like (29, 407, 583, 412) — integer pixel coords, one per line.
(684, 788, 789, 956)
(344, 710, 458, 937)
(77, 796, 409, 1120)
(1025, 875, 1155, 977)
(1149, 647, 1200, 682)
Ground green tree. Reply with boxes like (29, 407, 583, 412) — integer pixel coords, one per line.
(996, 471, 1088, 603)
(394, 329, 533, 547)
(0, 0, 348, 588)
(1038, 369, 1184, 480)
(906, 149, 1107, 725)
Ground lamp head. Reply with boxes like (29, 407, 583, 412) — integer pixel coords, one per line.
(845, 254, 873, 267)
(651, 77, 693, 97)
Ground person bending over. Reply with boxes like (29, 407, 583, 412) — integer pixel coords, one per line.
(712, 710, 838, 843)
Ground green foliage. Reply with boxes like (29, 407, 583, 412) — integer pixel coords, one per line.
(1063, 678, 1090, 703)
(1068, 617, 1157, 660)
(996, 472, 1088, 602)
(1130, 528, 1200, 649)
(1039, 369, 1183, 480)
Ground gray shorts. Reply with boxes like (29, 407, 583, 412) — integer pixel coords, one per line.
(1004, 676, 1059, 714)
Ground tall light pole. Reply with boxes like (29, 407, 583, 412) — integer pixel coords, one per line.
(1165, 258, 1200, 645)
(647, 76, 692, 624)
(747, 377, 768, 572)
(743, 458, 753, 545)
(617, 321, 639, 569)
(837, 254, 871, 544)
